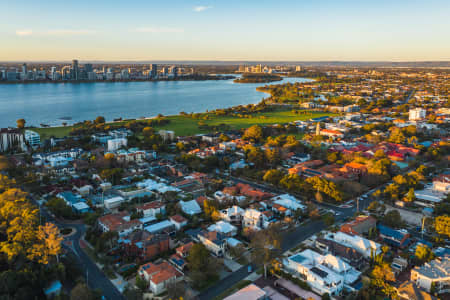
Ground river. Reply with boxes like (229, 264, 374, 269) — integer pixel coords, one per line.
(0, 77, 312, 128)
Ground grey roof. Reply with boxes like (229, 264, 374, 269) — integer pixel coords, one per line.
(413, 256, 450, 279)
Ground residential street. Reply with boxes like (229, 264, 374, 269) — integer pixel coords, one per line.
(39, 204, 125, 300)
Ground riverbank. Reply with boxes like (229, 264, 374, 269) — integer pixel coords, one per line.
(0, 74, 235, 85)
(233, 73, 282, 84)
(32, 107, 335, 138)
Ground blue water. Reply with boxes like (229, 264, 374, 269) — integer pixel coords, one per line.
(0, 77, 312, 128)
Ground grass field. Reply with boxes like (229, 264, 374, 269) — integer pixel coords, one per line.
(32, 109, 335, 138)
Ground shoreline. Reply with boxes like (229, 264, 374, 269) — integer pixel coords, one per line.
(0, 75, 235, 85)
(10, 77, 314, 130)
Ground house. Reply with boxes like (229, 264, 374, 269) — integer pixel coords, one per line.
(340, 215, 377, 236)
(0, 128, 26, 152)
(179, 200, 202, 215)
(176, 242, 194, 258)
(198, 230, 227, 257)
(224, 284, 267, 300)
(222, 183, 273, 202)
(315, 237, 365, 269)
(138, 261, 183, 295)
(220, 206, 245, 224)
(24, 130, 40, 147)
(107, 138, 127, 151)
(271, 194, 306, 215)
(158, 130, 175, 142)
(136, 201, 166, 217)
(391, 257, 408, 276)
(242, 208, 269, 230)
(169, 253, 188, 271)
(98, 212, 142, 237)
(377, 224, 411, 248)
(397, 282, 436, 300)
(207, 221, 237, 237)
(169, 215, 188, 230)
(57, 191, 90, 213)
(410, 256, 450, 294)
(144, 220, 176, 235)
(120, 230, 170, 261)
(433, 174, 450, 193)
(339, 162, 367, 177)
(284, 249, 345, 296)
(115, 148, 146, 163)
(104, 196, 125, 210)
(320, 129, 344, 139)
(325, 231, 381, 258)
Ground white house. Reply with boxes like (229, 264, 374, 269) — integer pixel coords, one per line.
(103, 196, 125, 210)
(138, 261, 183, 295)
(220, 206, 244, 224)
(242, 208, 268, 230)
(325, 231, 381, 258)
(409, 107, 426, 121)
(107, 138, 127, 152)
(207, 221, 237, 237)
(136, 201, 166, 217)
(24, 130, 40, 147)
(98, 212, 142, 237)
(284, 249, 345, 296)
(198, 230, 227, 257)
(433, 174, 450, 194)
(271, 194, 306, 214)
(179, 200, 202, 215)
(169, 215, 188, 230)
(410, 256, 450, 294)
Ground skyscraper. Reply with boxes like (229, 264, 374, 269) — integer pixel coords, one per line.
(72, 59, 79, 80)
(150, 64, 157, 78)
(21, 63, 27, 76)
(84, 63, 93, 73)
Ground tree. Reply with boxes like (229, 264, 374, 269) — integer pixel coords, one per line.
(135, 275, 148, 293)
(323, 213, 335, 226)
(415, 244, 434, 264)
(16, 119, 26, 129)
(265, 148, 281, 166)
(263, 169, 284, 185)
(389, 127, 405, 144)
(374, 149, 386, 159)
(245, 146, 265, 168)
(0, 156, 11, 171)
(382, 210, 403, 228)
(0, 188, 39, 261)
(306, 176, 343, 203)
(370, 263, 396, 298)
(176, 142, 185, 152)
(250, 225, 282, 278)
(142, 126, 154, 137)
(187, 243, 219, 289)
(243, 125, 263, 142)
(29, 222, 63, 264)
(104, 153, 115, 160)
(94, 116, 105, 124)
(405, 188, 416, 203)
(435, 215, 450, 237)
(367, 201, 386, 215)
(70, 283, 93, 300)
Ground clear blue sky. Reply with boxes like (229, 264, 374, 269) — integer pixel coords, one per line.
(1, 0, 449, 61)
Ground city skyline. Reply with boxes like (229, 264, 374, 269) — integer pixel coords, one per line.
(1, 0, 449, 62)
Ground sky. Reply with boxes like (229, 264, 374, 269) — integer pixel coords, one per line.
(0, 0, 449, 62)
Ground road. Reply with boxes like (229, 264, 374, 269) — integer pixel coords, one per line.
(38, 203, 125, 300)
